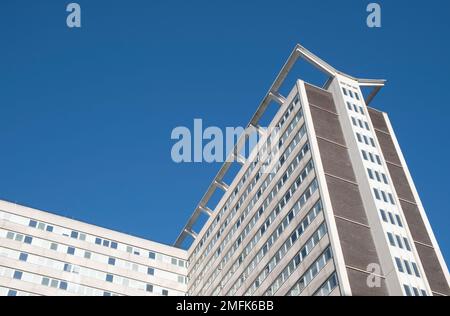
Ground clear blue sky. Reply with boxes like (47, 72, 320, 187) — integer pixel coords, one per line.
(0, 1, 449, 262)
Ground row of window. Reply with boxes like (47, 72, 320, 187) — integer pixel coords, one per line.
(404, 284, 427, 296)
(200, 144, 313, 294)
(387, 232, 412, 252)
(367, 168, 389, 185)
(356, 132, 376, 148)
(313, 273, 339, 296)
(1, 210, 186, 268)
(362, 149, 382, 166)
(192, 97, 302, 260)
(394, 257, 421, 278)
(380, 209, 403, 228)
(342, 87, 361, 101)
(190, 117, 308, 291)
(286, 247, 334, 296)
(0, 287, 35, 296)
(373, 188, 396, 205)
(347, 102, 365, 116)
(351, 116, 370, 131)
(263, 223, 328, 296)
(2, 230, 186, 286)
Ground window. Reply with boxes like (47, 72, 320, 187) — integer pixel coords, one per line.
(355, 92, 360, 100)
(370, 138, 376, 147)
(46, 225, 54, 232)
(59, 281, 68, 290)
(24, 236, 32, 244)
(71, 231, 78, 239)
(171, 258, 178, 265)
(42, 277, 50, 286)
(396, 235, 404, 249)
(148, 252, 156, 259)
(369, 153, 375, 163)
(111, 242, 118, 249)
(178, 260, 184, 267)
(382, 173, 388, 184)
(67, 247, 75, 255)
(103, 240, 110, 247)
(374, 171, 381, 182)
(79, 233, 86, 241)
(404, 285, 412, 296)
(103, 292, 111, 296)
(84, 251, 91, 259)
(359, 106, 364, 115)
(7, 290, 17, 296)
(411, 262, 420, 277)
(19, 252, 28, 262)
(358, 119, 363, 128)
(342, 88, 348, 96)
(387, 232, 395, 246)
(381, 191, 388, 203)
(29, 220, 37, 228)
(395, 257, 404, 272)
(347, 102, 352, 110)
(404, 260, 412, 275)
(126, 246, 132, 253)
(392, 215, 402, 228)
(412, 287, 419, 296)
(95, 238, 101, 245)
(363, 135, 369, 145)
(403, 238, 411, 251)
(13, 270, 23, 280)
(146, 284, 153, 292)
(178, 276, 185, 283)
(106, 274, 113, 282)
(380, 209, 388, 222)
(351, 117, 357, 126)
(388, 193, 395, 205)
(349, 90, 354, 98)
(375, 155, 382, 165)
(368, 168, 374, 179)
(50, 279, 58, 288)
(147, 267, 155, 276)
(162, 289, 168, 296)
(108, 257, 116, 265)
(421, 290, 427, 296)
(356, 133, 362, 143)
(388, 212, 395, 225)
(364, 122, 370, 130)
(374, 188, 381, 200)
(362, 150, 368, 160)
(6, 232, 14, 239)
(64, 263, 71, 272)
(353, 104, 358, 112)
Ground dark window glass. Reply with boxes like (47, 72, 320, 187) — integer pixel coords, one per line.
(111, 242, 118, 249)
(46, 225, 54, 232)
(106, 274, 113, 282)
(19, 253, 28, 262)
(7, 290, 17, 296)
(59, 281, 68, 290)
(24, 236, 32, 244)
(13, 271, 23, 280)
(108, 257, 116, 265)
(67, 247, 75, 255)
(95, 238, 102, 245)
(29, 220, 37, 228)
(147, 267, 155, 275)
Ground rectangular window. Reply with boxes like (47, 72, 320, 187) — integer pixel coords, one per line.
(413, 287, 420, 296)
(401, 238, 410, 252)
(67, 247, 75, 255)
(375, 171, 381, 182)
(381, 191, 388, 203)
(149, 252, 156, 260)
(359, 106, 364, 115)
(147, 267, 155, 276)
(395, 215, 403, 227)
(374, 188, 381, 200)
(95, 238, 102, 245)
(355, 92, 360, 100)
(404, 260, 412, 275)
(7, 290, 17, 296)
(24, 236, 32, 244)
(106, 274, 113, 282)
(70, 231, 78, 239)
(19, 253, 28, 262)
(387, 232, 395, 246)
(380, 209, 388, 222)
(368, 168, 374, 180)
(171, 258, 178, 265)
(59, 281, 68, 290)
(382, 173, 388, 184)
(29, 220, 37, 228)
(388, 212, 396, 225)
(363, 135, 369, 145)
(46, 225, 54, 232)
(404, 285, 412, 296)
(79, 233, 86, 241)
(388, 193, 395, 205)
(162, 289, 168, 296)
(364, 122, 370, 130)
(351, 117, 357, 126)
(42, 277, 50, 286)
(84, 251, 91, 259)
(356, 133, 362, 143)
(102, 240, 110, 247)
(375, 155, 382, 165)
(349, 90, 354, 98)
(370, 138, 376, 147)
(396, 235, 404, 249)
(369, 153, 375, 163)
(111, 242, 118, 249)
(362, 150, 368, 160)
(411, 262, 420, 277)
(146, 284, 153, 292)
(347, 102, 352, 110)
(103, 292, 111, 296)
(50, 279, 58, 288)
(395, 257, 404, 272)
(6, 232, 14, 239)
(108, 257, 116, 265)
(13, 270, 23, 280)
(421, 290, 427, 296)
(342, 88, 348, 96)
(358, 119, 364, 128)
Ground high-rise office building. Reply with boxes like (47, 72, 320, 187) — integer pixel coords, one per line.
(1, 44, 449, 296)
